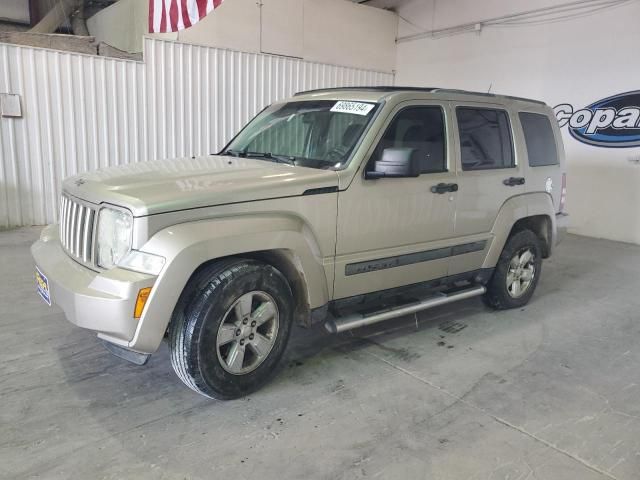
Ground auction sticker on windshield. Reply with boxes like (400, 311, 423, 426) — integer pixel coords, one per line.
(330, 101, 375, 116)
(36, 266, 52, 306)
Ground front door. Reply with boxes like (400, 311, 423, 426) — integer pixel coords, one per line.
(333, 102, 458, 299)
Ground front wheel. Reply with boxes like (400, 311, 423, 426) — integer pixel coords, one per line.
(484, 229, 542, 310)
(169, 259, 294, 399)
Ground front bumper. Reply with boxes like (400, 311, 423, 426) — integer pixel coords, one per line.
(31, 225, 156, 351)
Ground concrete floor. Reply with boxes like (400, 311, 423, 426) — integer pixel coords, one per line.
(2, 228, 640, 480)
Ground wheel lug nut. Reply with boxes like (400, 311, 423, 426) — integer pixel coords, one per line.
(251, 321, 256, 327)
(243, 318, 248, 325)
(240, 339, 245, 346)
(236, 329, 241, 336)
(249, 334, 254, 340)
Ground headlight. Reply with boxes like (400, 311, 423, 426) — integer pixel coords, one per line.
(96, 207, 133, 269)
(118, 250, 165, 276)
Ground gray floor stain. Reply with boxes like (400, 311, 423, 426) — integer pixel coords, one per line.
(438, 320, 468, 334)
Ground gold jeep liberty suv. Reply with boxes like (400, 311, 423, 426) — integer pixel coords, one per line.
(32, 87, 568, 399)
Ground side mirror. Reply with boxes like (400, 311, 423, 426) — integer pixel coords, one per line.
(365, 148, 420, 179)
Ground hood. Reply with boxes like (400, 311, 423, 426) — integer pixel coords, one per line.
(63, 155, 339, 216)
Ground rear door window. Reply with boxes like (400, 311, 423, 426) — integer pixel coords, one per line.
(519, 112, 559, 167)
(456, 108, 514, 171)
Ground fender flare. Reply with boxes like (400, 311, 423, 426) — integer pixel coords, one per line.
(482, 192, 556, 268)
(127, 214, 330, 353)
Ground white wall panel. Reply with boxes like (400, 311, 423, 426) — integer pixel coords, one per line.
(86, 0, 397, 72)
(144, 38, 394, 160)
(0, 44, 146, 228)
(395, 0, 640, 245)
(0, 38, 393, 228)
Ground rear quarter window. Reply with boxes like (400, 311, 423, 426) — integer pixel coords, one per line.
(519, 112, 559, 167)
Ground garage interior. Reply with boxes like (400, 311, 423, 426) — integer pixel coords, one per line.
(1, 0, 640, 479)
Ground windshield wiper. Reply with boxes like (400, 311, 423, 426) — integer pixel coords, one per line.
(221, 149, 246, 157)
(221, 149, 296, 165)
(243, 151, 296, 166)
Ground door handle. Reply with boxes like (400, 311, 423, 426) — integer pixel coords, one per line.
(503, 177, 525, 186)
(431, 183, 459, 194)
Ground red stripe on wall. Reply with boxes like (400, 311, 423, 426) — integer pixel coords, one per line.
(181, 0, 192, 28)
(169, 0, 179, 31)
(160, 1, 167, 32)
(197, 0, 207, 18)
(149, 0, 154, 33)
(213, 0, 223, 8)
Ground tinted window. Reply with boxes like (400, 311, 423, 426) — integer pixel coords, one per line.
(225, 100, 378, 169)
(245, 112, 310, 158)
(324, 114, 369, 161)
(375, 106, 446, 173)
(519, 112, 559, 167)
(457, 108, 514, 170)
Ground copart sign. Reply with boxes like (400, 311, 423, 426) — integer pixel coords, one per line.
(554, 91, 640, 148)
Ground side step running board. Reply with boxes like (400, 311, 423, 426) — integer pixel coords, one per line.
(325, 285, 486, 334)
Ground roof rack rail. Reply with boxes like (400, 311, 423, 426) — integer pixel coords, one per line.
(294, 86, 439, 96)
(293, 86, 546, 105)
(429, 88, 546, 105)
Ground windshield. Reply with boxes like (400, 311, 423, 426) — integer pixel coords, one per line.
(222, 100, 379, 169)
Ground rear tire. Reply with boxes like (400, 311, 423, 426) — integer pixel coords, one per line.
(168, 259, 294, 399)
(484, 229, 542, 310)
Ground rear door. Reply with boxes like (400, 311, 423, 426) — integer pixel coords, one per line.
(448, 102, 525, 275)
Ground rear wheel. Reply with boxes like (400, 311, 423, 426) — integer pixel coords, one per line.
(169, 259, 294, 399)
(484, 230, 542, 310)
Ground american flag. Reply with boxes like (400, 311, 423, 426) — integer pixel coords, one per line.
(149, 0, 225, 33)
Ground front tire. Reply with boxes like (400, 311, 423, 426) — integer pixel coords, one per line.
(484, 229, 542, 310)
(169, 259, 294, 399)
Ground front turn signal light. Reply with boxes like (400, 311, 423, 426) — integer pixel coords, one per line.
(134, 287, 152, 319)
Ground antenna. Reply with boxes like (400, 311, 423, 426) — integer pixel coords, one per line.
(487, 83, 493, 93)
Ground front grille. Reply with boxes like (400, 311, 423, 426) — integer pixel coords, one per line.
(59, 194, 96, 264)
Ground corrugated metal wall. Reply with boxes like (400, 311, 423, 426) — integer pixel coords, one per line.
(0, 38, 394, 228)
(0, 44, 146, 227)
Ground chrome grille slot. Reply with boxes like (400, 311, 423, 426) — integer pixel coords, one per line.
(59, 194, 96, 265)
